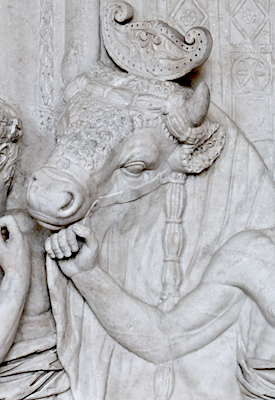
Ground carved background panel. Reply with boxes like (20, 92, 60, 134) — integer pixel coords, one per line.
(103, 0, 275, 173)
(1, 2, 275, 399)
(221, 0, 274, 172)
(0, 0, 274, 209)
(0, 1, 63, 209)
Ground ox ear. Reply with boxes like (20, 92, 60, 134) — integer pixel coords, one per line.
(168, 122, 226, 174)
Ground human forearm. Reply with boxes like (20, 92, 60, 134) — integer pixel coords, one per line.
(49, 223, 245, 363)
(72, 266, 171, 364)
(72, 266, 244, 364)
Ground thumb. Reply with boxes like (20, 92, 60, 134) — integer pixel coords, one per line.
(72, 223, 98, 250)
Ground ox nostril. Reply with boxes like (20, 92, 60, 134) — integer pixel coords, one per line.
(27, 175, 38, 201)
(28, 171, 41, 188)
(61, 192, 74, 211)
(29, 175, 37, 185)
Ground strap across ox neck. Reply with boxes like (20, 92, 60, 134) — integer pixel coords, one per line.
(84, 168, 180, 218)
(45, 156, 187, 218)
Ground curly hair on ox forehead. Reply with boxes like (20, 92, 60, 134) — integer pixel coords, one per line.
(54, 94, 133, 173)
(53, 62, 212, 174)
(54, 90, 172, 174)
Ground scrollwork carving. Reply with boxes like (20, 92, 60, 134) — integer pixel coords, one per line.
(102, 1, 213, 80)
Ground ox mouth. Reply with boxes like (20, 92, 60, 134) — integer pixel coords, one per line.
(38, 221, 65, 231)
(28, 210, 66, 231)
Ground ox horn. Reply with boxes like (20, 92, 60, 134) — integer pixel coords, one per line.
(185, 82, 210, 127)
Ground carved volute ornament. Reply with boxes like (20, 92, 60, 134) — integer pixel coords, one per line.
(102, 1, 213, 80)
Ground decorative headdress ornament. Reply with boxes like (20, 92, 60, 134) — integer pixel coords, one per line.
(102, 1, 213, 80)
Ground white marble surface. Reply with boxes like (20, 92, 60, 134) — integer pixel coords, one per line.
(0, 1, 275, 399)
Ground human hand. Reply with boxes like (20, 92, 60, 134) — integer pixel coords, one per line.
(45, 223, 99, 278)
(0, 215, 31, 279)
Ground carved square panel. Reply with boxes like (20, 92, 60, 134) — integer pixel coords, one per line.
(230, 0, 268, 42)
(169, 0, 207, 35)
(231, 53, 271, 94)
(232, 96, 271, 141)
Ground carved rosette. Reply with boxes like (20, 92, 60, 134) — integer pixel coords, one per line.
(102, 1, 213, 80)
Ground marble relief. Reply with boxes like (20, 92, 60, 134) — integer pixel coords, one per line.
(0, 99, 69, 400)
(1, 0, 275, 399)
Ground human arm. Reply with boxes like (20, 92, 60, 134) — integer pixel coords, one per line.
(46, 224, 245, 364)
(0, 215, 31, 362)
(202, 229, 275, 327)
(72, 267, 243, 363)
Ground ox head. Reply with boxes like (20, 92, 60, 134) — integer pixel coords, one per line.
(27, 63, 225, 230)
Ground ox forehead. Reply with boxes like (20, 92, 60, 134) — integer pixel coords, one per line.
(27, 64, 225, 229)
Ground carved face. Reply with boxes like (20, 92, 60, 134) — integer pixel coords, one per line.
(27, 75, 224, 230)
(27, 120, 178, 230)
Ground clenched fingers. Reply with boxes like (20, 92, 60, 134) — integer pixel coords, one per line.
(45, 225, 81, 259)
(45, 237, 55, 259)
(51, 233, 64, 259)
(66, 225, 79, 253)
(45, 233, 64, 259)
(57, 229, 71, 258)
(72, 223, 98, 250)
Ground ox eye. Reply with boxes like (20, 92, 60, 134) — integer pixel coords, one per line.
(123, 162, 146, 176)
